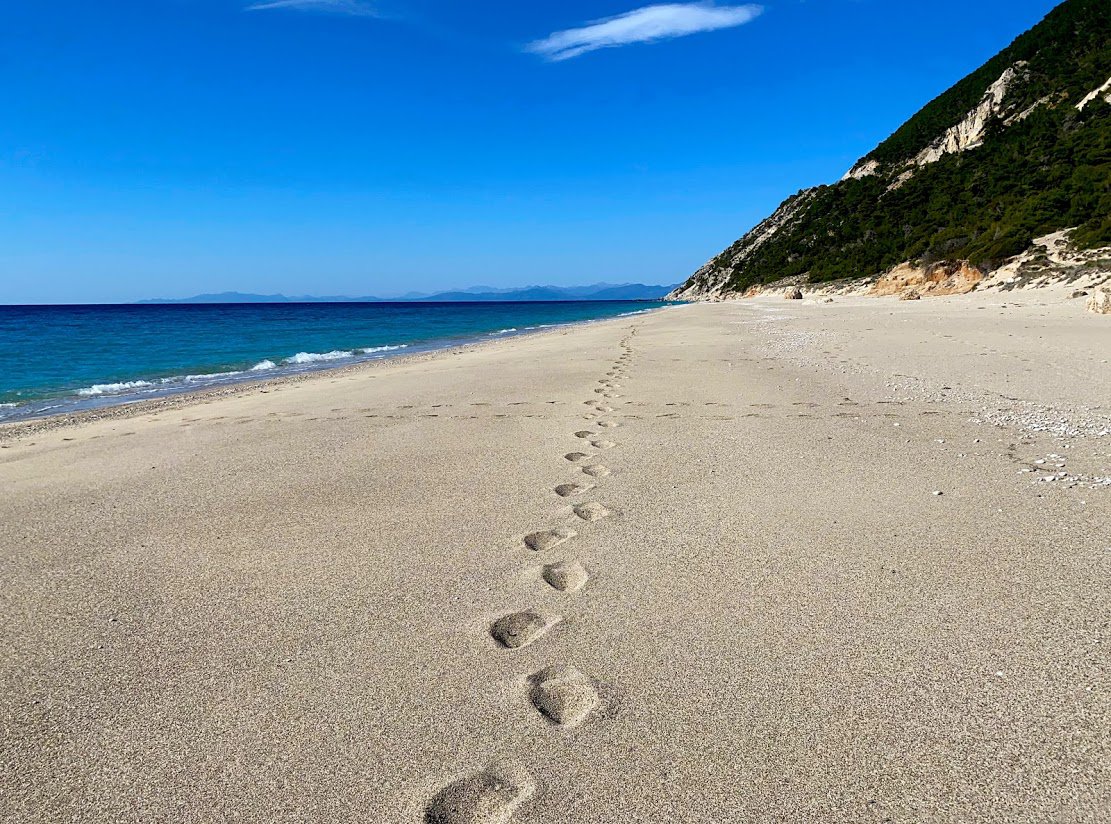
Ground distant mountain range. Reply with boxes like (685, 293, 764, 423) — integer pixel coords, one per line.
(138, 282, 678, 304)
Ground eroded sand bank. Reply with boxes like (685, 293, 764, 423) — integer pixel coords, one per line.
(1, 297, 1108, 822)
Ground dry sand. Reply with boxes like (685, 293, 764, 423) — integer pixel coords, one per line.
(1, 295, 1108, 822)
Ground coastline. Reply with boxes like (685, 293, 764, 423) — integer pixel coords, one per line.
(0, 306, 666, 441)
(1, 295, 1107, 821)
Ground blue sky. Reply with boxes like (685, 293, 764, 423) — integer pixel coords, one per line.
(0, 0, 1061, 303)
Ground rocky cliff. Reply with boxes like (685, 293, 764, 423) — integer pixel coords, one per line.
(671, 0, 1110, 300)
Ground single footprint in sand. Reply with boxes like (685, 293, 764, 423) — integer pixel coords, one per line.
(573, 430, 596, 439)
(490, 611, 556, 649)
(590, 440, 616, 450)
(554, 482, 594, 498)
(565, 452, 592, 463)
(596, 421, 619, 428)
(573, 502, 611, 522)
(529, 666, 598, 728)
(593, 388, 608, 395)
(425, 761, 535, 824)
(524, 528, 576, 552)
(542, 561, 589, 593)
(595, 406, 614, 413)
(581, 464, 610, 478)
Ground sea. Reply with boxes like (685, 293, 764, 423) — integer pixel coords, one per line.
(0, 301, 660, 422)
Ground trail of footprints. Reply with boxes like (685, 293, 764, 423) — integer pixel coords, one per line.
(424, 328, 640, 822)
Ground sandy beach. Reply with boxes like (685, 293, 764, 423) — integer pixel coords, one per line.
(2, 296, 1108, 822)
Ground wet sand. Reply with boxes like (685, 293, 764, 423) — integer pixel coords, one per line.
(1, 297, 1108, 822)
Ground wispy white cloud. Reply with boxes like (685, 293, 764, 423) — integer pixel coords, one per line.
(527, 3, 763, 61)
(246, 0, 380, 16)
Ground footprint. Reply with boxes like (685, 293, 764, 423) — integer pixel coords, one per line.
(595, 406, 614, 413)
(581, 464, 610, 478)
(529, 666, 598, 728)
(524, 528, 576, 552)
(490, 611, 555, 649)
(573, 502, 610, 522)
(573, 430, 595, 439)
(425, 761, 535, 824)
(564, 452, 592, 463)
(554, 482, 593, 498)
(596, 421, 619, 428)
(542, 561, 589, 593)
(593, 388, 608, 395)
(590, 440, 615, 450)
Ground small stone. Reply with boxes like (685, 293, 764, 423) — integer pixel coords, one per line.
(1087, 286, 1111, 314)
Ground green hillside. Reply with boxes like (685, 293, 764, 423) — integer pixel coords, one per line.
(684, 0, 1110, 295)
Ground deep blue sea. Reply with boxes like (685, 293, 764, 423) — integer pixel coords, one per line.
(0, 301, 660, 421)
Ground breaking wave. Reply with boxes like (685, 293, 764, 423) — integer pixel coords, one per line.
(360, 344, 408, 354)
(77, 380, 155, 396)
(283, 350, 354, 365)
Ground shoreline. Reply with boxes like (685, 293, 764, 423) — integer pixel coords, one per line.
(0, 306, 666, 441)
(2, 296, 1107, 821)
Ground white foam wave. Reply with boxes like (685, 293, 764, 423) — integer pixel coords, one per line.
(488, 328, 518, 336)
(251, 359, 277, 371)
(181, 370, 243, 383)
(359, 344, 408, 354)
(283, 350, 354, 365)
(77, 380, 155, 397)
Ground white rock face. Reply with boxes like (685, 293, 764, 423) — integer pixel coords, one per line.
(911, 64, 1025, 166)
(841, 159, 878, 182)
(842, 62, 1028, 181)
(1077, 75, 1111, 110)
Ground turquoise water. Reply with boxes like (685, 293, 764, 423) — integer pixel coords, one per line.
(0, 301, 660, 421)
